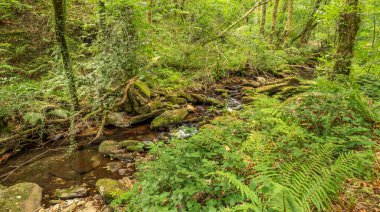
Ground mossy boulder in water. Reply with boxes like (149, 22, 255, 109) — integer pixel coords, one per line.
(0, 182, 42, 212)
(151, 109, 188, 128)
(95, 178, 129, 203)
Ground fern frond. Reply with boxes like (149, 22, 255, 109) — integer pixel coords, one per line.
(213, 171, 262, 208)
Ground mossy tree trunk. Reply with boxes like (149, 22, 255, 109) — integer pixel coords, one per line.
(260, 2, 267, 35)
(283, 0, 293, 43)
(271, 0, 280, 40)
(52, 0, 79, 110)
(333, 0, 360, 76)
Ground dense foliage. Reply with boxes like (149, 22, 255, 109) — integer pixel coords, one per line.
(0, 0, 379, 211)
(114, 80, 378, 211)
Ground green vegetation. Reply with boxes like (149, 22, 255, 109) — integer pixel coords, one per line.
(117, 81, 378, 211)
(0, 0, 379, 211)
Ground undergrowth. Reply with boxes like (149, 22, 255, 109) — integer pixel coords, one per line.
(113, 79, 379, 211)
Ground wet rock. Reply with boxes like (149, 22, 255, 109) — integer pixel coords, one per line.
(106, 162, 122, 173)
(118, 169, 127, 175)
(151, 109, 189, 128)
(106, 112, 128, 127)
(99, 140, 121, 156)
(54, 186, 87, 199)
(215, 88, 229, 94)
(95, 178, 130, 203)
(70, 151, 101, 174)
(257, 77, 266, 85)
(0, 182, 42, 212)
(178, 91, 197, 103)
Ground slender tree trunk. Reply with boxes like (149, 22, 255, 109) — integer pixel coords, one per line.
(372, 0, 377, 48)
(52, 0, 79, 110)
(291, 0, 323, 44)
(147, 0, 153, 24)
(260, 2, 267, 35)
(333, 0, 360, 76)
(283, 0, 293, 42)
(271, 0, 280, 40)
(98, 0, 106, 31)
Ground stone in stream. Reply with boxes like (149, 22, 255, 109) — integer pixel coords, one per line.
(0, 182, 42, 212)
(99, 139, 146, 158)
(54, 185, 87, 199)
(150, 109, 189, 128)
(106, 112, 129, 127)
(69, 151, 102, 174)
(95, 178, 130, 203)
(98, 140, 122, 156)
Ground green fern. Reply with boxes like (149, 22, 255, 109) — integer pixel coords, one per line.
(213, 171, 262, 209)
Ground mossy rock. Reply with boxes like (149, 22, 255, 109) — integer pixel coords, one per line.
(178, 91, 197, 103)
(125, 145, 144, 152)
(241, 96, 257, 104)
(99, 140, 121, 156)
(191, 94, 223, 106)
(134, 80, 151, 98)
(95, 178, 128, 203)
(256, 83, 288, 95)
(119, 140, 141, 147)
(169, 97, 187, 105)
(54, 186, 87, 199)
(278, 85, 310, 99)
(151, 109, 189, 128)
(0, 182, 42, 212)
(135, 100, 163, 115)
(106, 112, 128, 127)
(129, 109, 165, 125)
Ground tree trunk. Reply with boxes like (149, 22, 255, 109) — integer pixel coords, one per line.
(260, 2, 267, 35)
(52, 0, 79, 110)
(291, 0, 323, 44)
(147, 0, 153, 24)
(283, 0, 293, 42)
(333, 0, 360, 76)
(271, 0, 280, 40)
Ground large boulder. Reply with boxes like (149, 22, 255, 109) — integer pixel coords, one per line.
(151, 109, 188, 128)
(0, 182, 42, 212)
(95, 178, 129, 203)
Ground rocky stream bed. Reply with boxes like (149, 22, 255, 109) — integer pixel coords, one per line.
(0, 75, 313, 211)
